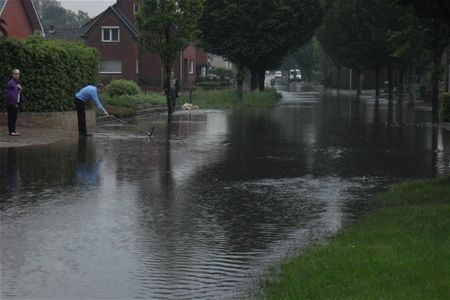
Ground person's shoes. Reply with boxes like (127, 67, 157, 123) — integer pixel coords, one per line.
(9, 132, 18, 136)
(14, 132, 20, 136)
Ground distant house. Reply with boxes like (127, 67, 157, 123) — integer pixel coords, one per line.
(0, 0, 43, 38)
(208, 54, 235, 71)
(45, 0, 208, 89)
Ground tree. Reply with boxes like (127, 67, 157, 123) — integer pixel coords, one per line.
(395, 0, 450, 25)
(200, 0, 330, 92)
(392, 0, 450, 122)
(293, 38, 319, 83)
(35, 0, 90, 28)
(137, 0, 203, 114)
(317, 0, 408, 98)
(0, 18, 7, 37)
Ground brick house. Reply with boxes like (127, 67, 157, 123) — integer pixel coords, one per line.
(0, 0, 43, 38)
(46, 0, 207, 89)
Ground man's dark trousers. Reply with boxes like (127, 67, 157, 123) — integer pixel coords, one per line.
(74, 97, 87, 135)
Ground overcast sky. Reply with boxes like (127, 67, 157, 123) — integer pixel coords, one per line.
(58, 0, 116, 17)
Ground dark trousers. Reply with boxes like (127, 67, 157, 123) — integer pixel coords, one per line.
(6, 105, 18, 134)
(74, 98, 87, 135)
(170, 90, 177, 107)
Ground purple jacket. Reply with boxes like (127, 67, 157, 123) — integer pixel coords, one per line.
(4, 79, 20, 106)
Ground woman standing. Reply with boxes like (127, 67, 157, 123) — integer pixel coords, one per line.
(4, 69, 22, 136)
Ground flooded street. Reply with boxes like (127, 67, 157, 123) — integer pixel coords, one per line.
(1, 82, 449, 299)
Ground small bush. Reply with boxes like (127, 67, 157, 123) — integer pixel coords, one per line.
(440, 93, 450, 122)
(106, 79, 141, 97)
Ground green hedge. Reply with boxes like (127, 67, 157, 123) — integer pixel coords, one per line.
(440, 93, 450, 122)
(106, 79, 141, 97)
(1, 35, 99, 112)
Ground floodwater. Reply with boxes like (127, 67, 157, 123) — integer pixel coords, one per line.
(1, 81, 449, 299)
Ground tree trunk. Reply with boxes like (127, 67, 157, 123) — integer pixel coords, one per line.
(250, 68, 258, 91)
(407, 64, 416, 103)
(446, 47, 450, 93)
(164, 62, 173, 114)
(237, 64, 244, 102)
(337, 67, 341, 90)
(258, 69, 265, 91)
(431, 57, 440, 124)
(356, 69, 362, 97)
(375, 68, 381, 98)
(388, 65, 393, 101)
(398, 67, 404, 102)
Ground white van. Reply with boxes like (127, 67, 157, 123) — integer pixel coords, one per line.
(275, 71, 282, 78)
(295, 69, 302, 81)
(289, 69, 295, 82)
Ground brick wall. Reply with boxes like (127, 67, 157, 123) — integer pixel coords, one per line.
(0, 110, 96, 131)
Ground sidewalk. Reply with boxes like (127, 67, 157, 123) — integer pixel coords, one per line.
(0, 126, 77, 148)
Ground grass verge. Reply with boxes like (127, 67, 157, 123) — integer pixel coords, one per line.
(181, 88, 280, 109)
(261, 176, 450, 299)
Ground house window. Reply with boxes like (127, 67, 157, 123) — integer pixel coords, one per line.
(189, 60, 194, 74)
(133, 3, 140, 13)
(102, 27, 120, 42)
(136, 59, 139, 74)
(100, 60, 122, 74)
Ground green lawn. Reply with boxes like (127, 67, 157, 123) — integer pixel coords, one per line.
(261, 176, 450, 299)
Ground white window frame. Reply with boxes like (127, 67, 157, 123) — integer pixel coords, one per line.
(100, 60, 122, 74)
(133, 3, 140, 14)
(189, 60, 194, 74)
(102, 26, 120, 43)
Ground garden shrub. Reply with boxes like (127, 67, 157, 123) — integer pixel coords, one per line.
(102, 93, 166, 109)
(106, 79, 141, 97)
(440, 93, 450, 122)
(0, 35, 99, 112)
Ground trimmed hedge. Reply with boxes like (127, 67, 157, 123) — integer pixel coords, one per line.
(106, 79, 141, 97)
(440, 93, 450, 122)
(1, 35, 99, 112)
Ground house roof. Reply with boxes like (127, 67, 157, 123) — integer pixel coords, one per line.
(82, 5, 138, 39)
(0, 0, 7, 15)
(111, 4, 139, 34)
(44, 27, 86, 41)
(22, 0, 44, 33)
(0, 0, 44, 33)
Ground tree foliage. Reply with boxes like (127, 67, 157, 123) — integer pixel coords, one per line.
(317, 0, 406, 72)
(34, 0, 90, 28)
(137, 0, 203, 112)
(200, 0, 330, 90)
(394, 0, 450, 25)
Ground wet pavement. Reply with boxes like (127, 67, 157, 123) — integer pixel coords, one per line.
(1, 82, 450, 299)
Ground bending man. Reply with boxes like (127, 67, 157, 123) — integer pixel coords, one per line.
(74, 84, 109, 136)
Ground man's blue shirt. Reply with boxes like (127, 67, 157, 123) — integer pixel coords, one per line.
(75, 85, 106, 113)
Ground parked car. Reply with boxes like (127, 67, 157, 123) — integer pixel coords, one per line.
(275, 71, 282, 78)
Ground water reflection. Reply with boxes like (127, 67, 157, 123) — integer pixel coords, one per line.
(5, 148, 20, 195)
(75, 137, 100, 186)
(1, 86, 449, 299)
